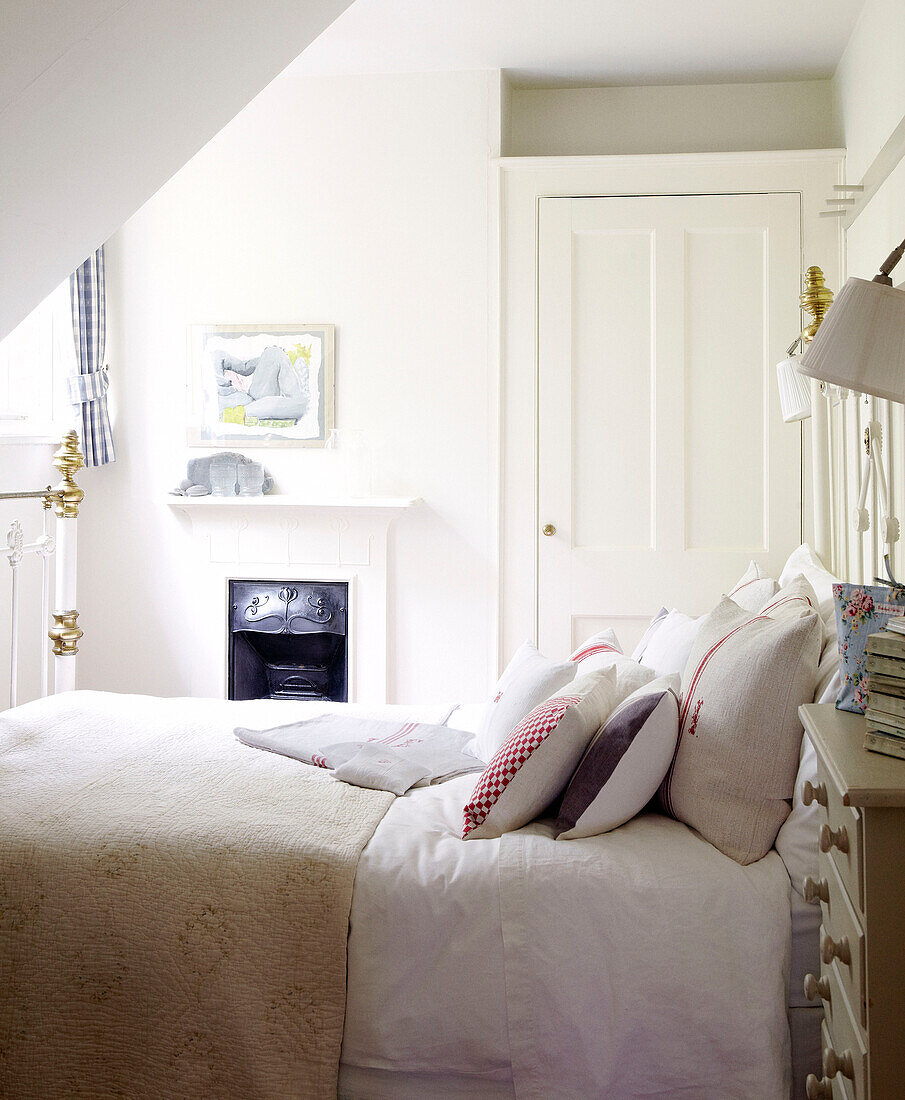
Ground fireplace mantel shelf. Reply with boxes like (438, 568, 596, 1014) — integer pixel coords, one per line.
(167, 494, 421, 511)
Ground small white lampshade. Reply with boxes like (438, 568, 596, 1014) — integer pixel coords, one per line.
(798, 277, 905, 402)
(776, 354, 811, 422)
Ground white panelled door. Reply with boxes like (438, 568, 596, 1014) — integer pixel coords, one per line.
(537, 193, 802, 657)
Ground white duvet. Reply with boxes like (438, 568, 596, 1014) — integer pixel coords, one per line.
(344, 726, 793, 1099)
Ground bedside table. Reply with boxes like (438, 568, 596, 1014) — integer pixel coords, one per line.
(799, 703, 905, 1100)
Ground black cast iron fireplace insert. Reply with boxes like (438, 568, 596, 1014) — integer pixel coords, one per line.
(228, 579, 348, 702)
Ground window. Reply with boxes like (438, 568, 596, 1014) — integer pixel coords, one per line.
(0, 278, 74, 436)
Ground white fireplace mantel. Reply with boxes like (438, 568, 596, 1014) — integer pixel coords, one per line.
(166, 494, 421, 703)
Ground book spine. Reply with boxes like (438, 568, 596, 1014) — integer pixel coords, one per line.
(866, 654, 905, 678)
(866, 634, 905, 659)
(864, 730, 905, 760)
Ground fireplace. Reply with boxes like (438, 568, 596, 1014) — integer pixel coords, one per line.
(228, 579, 348, 702)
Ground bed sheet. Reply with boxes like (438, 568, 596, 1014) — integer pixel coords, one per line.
(344, 768, 794, 1098)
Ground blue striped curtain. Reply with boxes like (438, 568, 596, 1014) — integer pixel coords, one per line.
(69, 247, 115, 465)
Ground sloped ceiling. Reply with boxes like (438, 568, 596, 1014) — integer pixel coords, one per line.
(0, 0, 354, 340)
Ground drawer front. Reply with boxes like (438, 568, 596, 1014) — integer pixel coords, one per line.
(819, 852, 866, 1030)
(822, 970, 867, 1100)
(816, 756, 864, 913)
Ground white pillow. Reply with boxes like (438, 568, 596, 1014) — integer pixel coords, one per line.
(639, 610, 702, 678)
(555, 675, 680, 840)
(779, 543, 840, 628)
(463, 668, 619, 840)
(630, 608, 669, 661)
(570, 629, 657, 698)
(727, 560, 778, 613)
(474, 642, 575, 764)
(774, 667, 842, 899)
(568, 628, 622, 668)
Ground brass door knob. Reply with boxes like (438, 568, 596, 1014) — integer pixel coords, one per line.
(542, 524, 556, 536)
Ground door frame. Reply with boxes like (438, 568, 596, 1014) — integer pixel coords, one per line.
(495, 150, 844, 670)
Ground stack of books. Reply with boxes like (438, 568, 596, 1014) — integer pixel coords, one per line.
(864, 619, 905, 759)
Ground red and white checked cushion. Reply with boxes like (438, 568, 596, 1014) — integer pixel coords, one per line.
(463, 668, 620, 840)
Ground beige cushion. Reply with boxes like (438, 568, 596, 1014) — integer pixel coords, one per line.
(659, 596, 821, 865)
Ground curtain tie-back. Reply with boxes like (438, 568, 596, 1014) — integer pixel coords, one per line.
(67, 365, 109, 405)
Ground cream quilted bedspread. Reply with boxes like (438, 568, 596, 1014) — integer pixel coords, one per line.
(0, 691, 394, 1099)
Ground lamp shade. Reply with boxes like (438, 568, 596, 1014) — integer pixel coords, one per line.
(798, 277, 905, 402)
(776, 354, 811, 422)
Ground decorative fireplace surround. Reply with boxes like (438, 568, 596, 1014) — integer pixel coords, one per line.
(168, 495, 419, 703)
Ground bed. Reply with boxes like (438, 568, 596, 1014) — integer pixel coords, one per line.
(0, 688, 820, 1099)
(0, 439, 829, 1098)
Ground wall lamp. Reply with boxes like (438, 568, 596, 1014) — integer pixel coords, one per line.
(776, 266, 834, 422)
(798, 239, 905, 402)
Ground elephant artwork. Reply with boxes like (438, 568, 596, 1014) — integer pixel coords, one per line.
(216, 344, 310, 426)
(189, 324, 335, 446)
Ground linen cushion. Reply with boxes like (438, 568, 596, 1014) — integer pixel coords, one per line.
(659, 596, 821, 865)
(639, 609, 702, 678)
(474, 641, 575, 764)
(727, 560, 777, 613)
(463, 668, 619, 840)
(570, 629, 657, 698)
(555, 675, 680, 840)
(630, 607, 669, 660)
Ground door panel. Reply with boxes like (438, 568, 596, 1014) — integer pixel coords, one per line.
(537, 193, 802, 658)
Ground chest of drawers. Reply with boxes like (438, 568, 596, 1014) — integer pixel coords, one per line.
(799, 704, 905, 1100)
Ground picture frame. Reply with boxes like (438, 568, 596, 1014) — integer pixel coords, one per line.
(187, 323, 335, 447)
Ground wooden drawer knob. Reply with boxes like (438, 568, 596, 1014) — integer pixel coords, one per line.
(819, 822, 849, 854)
(803, 875, 829, 904)
(803, 779, 828, 807)
(820, 927, 852, 967)
(806, 1074, 832, 1099)
(824, 1046, 855, 1081)
(803, 972, 830, 1003)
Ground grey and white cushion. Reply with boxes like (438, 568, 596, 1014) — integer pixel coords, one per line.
(555, 675, 680, 840)
(474, 641, 575, 764)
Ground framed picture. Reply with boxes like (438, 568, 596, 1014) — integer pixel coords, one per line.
(187, 323, 334, 447)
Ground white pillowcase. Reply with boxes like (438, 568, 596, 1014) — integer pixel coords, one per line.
(571, 629, 657, 698)
(630, 608, 668, 661)
(774, 667, 842, 899)
(474, 642, 575, 764)
(639, 610, 702, 678)
(727, 560, 778, 613)
(463, 668, 619, 840)
(555, 675, 680, 840)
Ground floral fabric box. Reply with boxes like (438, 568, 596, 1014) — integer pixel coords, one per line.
(834, 582, 905, 713)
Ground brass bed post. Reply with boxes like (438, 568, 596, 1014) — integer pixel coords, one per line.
(47, 431, 84, 690)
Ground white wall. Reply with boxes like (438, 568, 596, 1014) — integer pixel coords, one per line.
(833, 0, 905, 184)
(77, 70, 498, 705)
(506, 80, 840, 156)
(0, 0, 354, 341)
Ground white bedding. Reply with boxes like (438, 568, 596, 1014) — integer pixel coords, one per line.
(3, 693, 798, 1098)
(344, 757, 794, 1099)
